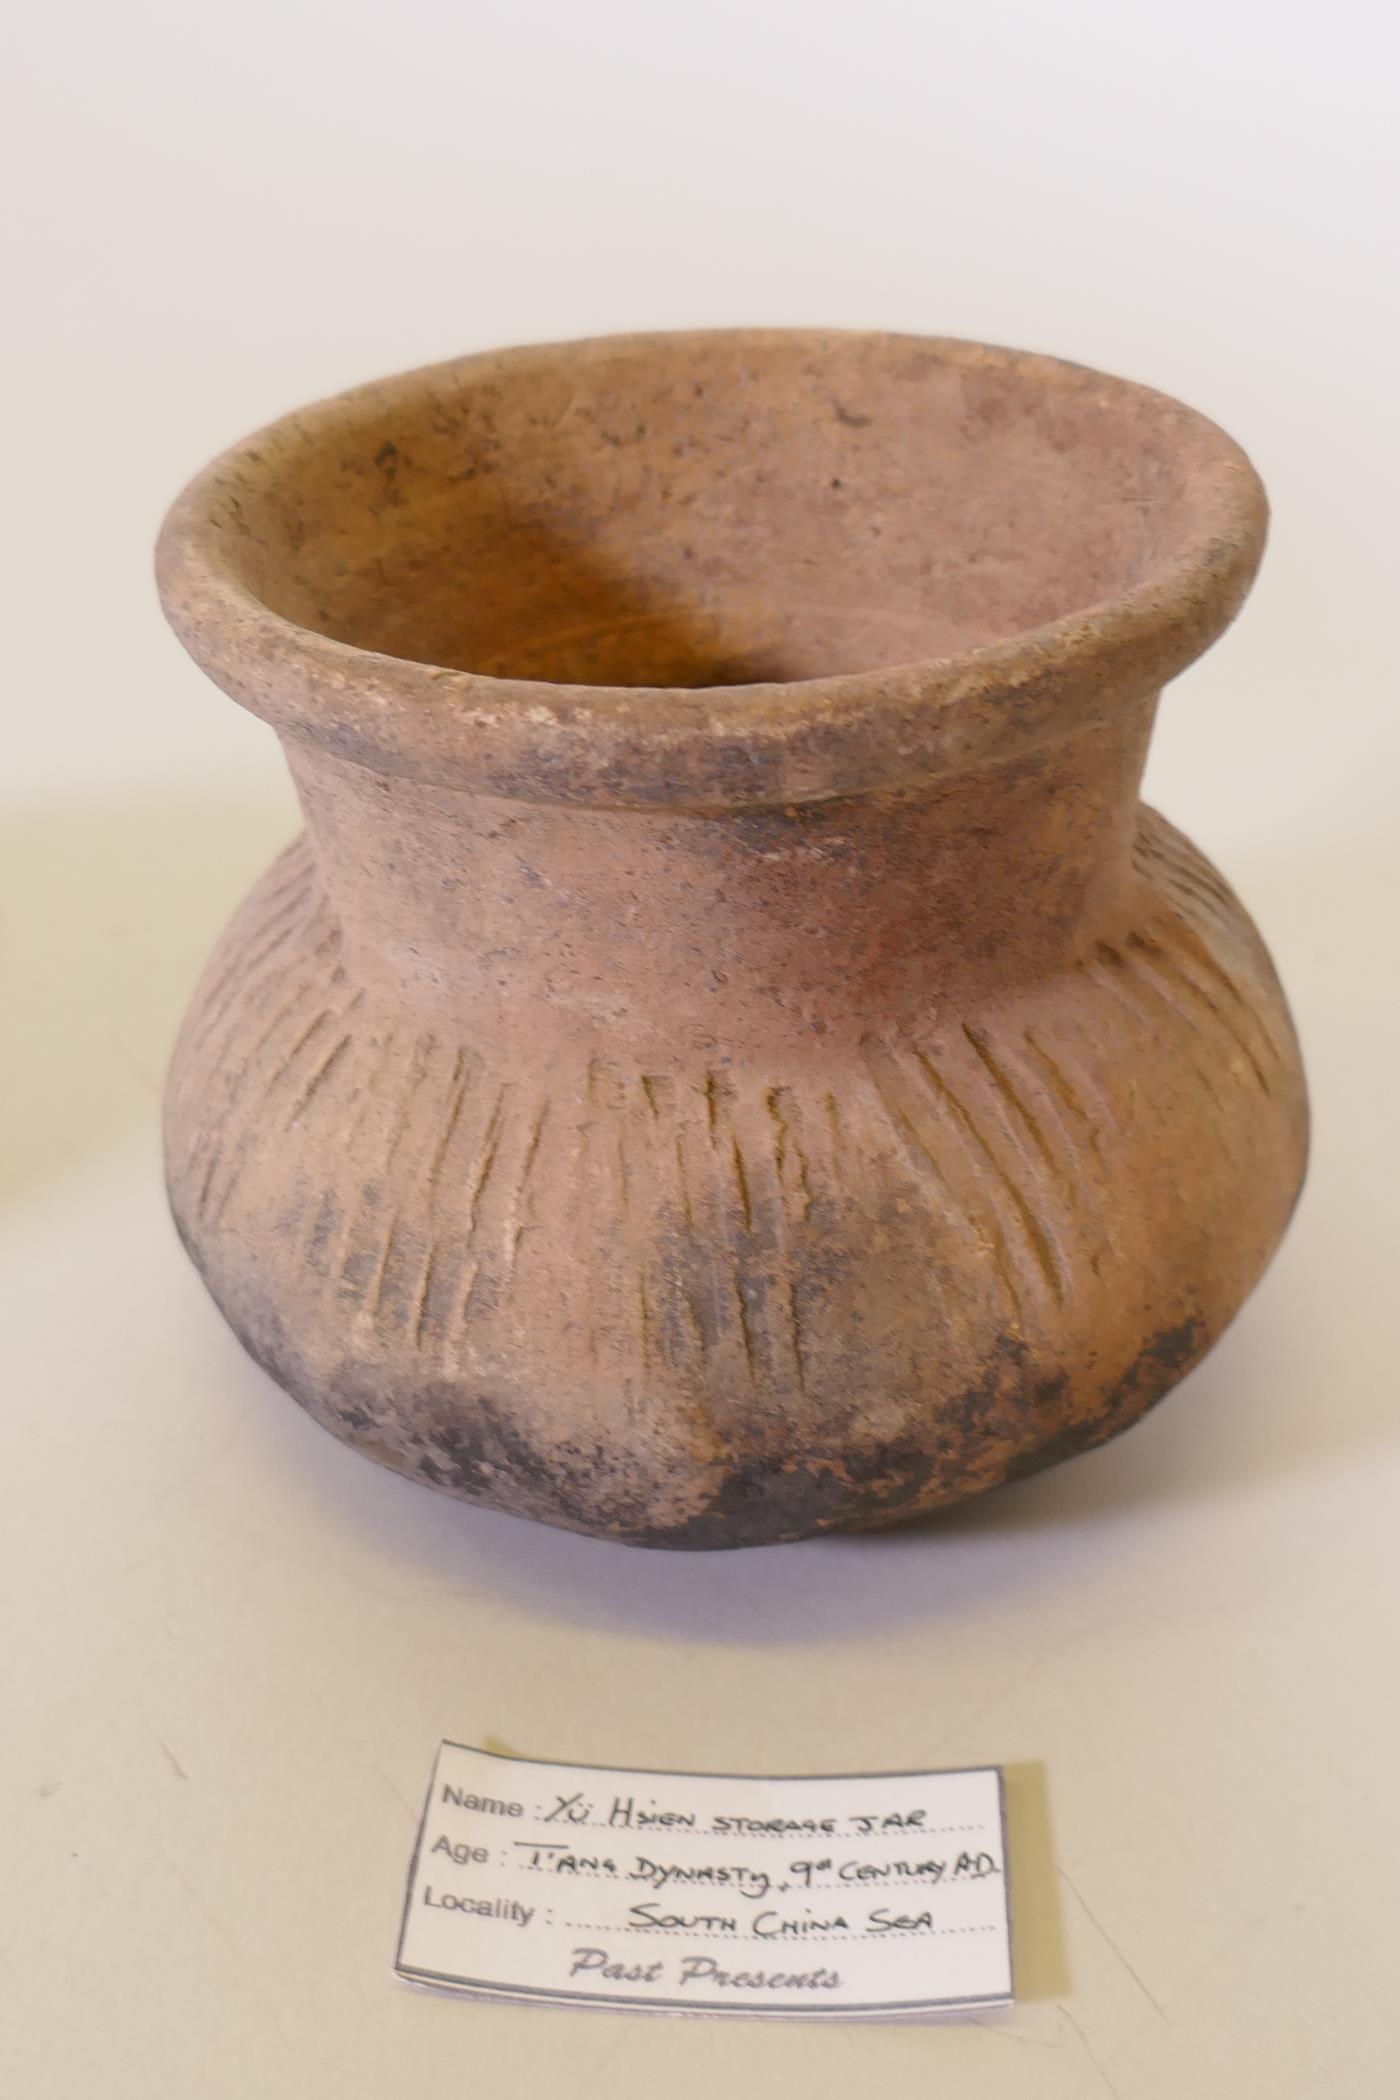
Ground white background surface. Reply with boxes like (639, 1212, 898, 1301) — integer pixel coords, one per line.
(4, 2, 1398, 2094)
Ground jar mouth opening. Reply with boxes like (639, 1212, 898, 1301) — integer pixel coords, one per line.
(156, 330, 1267, 807)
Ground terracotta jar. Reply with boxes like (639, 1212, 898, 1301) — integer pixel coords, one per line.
(157, 330, 1307, 1547)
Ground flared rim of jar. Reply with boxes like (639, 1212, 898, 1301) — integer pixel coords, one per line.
(155, 329, 1267, 810)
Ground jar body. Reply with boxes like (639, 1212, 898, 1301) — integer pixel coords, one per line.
(165, 713, 1307, 1545)
(156, 329, 1307, 1546)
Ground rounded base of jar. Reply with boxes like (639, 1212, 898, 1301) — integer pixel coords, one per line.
(164, 813, 1308, 1549)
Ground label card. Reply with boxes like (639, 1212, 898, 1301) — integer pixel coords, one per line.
(395, 1743, 1012, 2019)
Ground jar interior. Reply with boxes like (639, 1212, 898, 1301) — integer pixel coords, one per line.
(222, 335, 1202, 689)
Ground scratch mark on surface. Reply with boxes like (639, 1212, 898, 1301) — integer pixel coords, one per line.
(256, 1004, 337, 1105)
(862, 1048, 1023, 1322)
(613, 1122, 631, 1217)
(195, 1138, 225, 1218)
(503, 1101, 551, 1279)
(1060, 1866, 1167, 2020)
(1152, 856, 1236, 932)
(914, 1048, 1068, 1304)
(187, 854, 314, 1046)
(969, 2017, 1058, 2048)
(730, 1135, 753, 1232)
(375, 1766, 417, 1819)
(287, 1027, 355, 1125)
(383, 1033, 439, 1172)
(367, 1207, 403, 1321)
(411, 1247, 437, 1349)
(1084, 954, 1230, 1119)
(156, 1737, 189, 1782)
(734, 1276, 758, 1381)
(1124, 935, 1272, 1096)
(574, 2027, 637, 2100)
(464, 1087, 509, 1238)
(1168, 922, 1261, 1025)
(787, 1277, 809, 1395)
(673, 1133, 693, 1226)
(458, 1258, 486, 1331)
(638, 1277, 651, 1368)
(220, 983, 325, 1120)
(964, 1022, 1084, 1207)
(824, 1090, 844, 1160)
(347, 1028, 399, 1146)
(515, 1100, 551, 1207)
(767, 1086, 813, 1219)
(1059, 2005, 1125, 2099)
(424, 1047, 472, 1200)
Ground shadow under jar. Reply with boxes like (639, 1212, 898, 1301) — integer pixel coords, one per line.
(156, 329, 1308, 1548)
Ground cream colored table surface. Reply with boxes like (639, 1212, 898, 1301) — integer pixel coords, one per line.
(5, 2, 1400, 2088)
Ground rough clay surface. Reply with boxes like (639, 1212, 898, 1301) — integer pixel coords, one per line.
(157, 330, 1308, 1547)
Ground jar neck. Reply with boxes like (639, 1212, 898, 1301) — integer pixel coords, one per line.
(286, 700, 1157, 1070)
